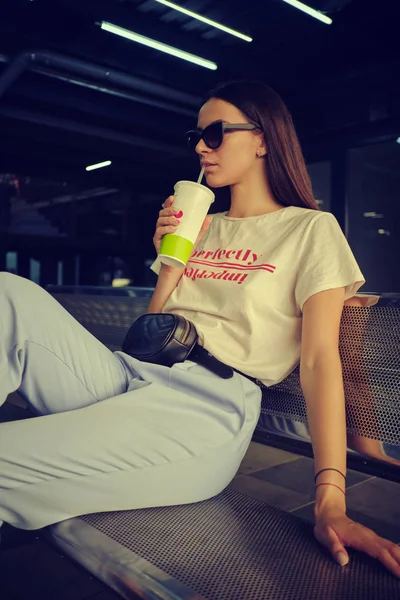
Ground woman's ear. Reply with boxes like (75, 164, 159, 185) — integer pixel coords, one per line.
(256, 137, 267, 158)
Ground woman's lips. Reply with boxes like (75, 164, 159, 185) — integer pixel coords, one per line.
(203, 164, 217, 172)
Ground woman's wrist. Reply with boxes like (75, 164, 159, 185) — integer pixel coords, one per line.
(315, 484, 346, 519)
(314, 466, 347, 518)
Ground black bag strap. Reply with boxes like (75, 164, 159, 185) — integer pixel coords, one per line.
(190, 344, 261, 385)
(189, 344, 235, 379)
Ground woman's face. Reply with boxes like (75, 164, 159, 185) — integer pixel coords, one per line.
(195, 98, 265, 188)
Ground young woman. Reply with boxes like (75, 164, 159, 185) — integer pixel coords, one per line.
(0, 80, 399, 578)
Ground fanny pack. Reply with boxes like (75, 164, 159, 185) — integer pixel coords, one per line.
(122, 313, 235, 379)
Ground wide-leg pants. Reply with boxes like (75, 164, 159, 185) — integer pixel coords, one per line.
(0, 273, 262, 530)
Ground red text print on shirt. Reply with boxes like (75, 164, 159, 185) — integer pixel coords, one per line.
(185, 247, 276, 285)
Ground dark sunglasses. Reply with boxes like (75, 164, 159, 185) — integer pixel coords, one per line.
(185, 121, 260, 150)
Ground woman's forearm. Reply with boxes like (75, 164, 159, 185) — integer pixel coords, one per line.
(300, 354, 347, 516)
(147, 264, 184, 314)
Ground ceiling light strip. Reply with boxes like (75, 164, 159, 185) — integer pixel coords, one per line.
(100, 21, 217, 70)
(86, 160, 112, 171)
(154, 0, 252, 42)
(282, 0, 332, 25)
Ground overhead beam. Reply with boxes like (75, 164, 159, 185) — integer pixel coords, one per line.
(0, 51, 201, 108)
(0, 105, 187, 155)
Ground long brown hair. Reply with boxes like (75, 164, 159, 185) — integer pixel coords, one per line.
(205, 80, 320, 211)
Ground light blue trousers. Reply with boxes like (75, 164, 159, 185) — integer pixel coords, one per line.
(0, 273, 261, 530)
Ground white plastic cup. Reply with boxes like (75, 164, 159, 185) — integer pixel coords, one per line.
(159, 181, 215, 268)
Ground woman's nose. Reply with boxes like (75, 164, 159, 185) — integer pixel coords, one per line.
(195, 138, 209, 155)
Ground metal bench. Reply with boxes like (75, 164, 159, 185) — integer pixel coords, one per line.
(45, 289, 400, 600)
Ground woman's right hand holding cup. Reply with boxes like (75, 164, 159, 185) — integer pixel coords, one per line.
(153, 195, 213, 259)
(153, 196, 180, 255)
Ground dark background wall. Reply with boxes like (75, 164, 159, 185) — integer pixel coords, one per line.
(0, 0, 399, 291)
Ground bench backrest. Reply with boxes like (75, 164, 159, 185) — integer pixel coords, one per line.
(51, 291, 400, 472)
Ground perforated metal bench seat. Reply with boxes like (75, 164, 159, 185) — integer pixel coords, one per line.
(46, 291, 400, 599)
(49, 487, 400, 600)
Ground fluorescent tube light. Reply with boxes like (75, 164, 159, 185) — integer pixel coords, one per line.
(86, 160, 112, 171)
(282, 0, 332, 25)
(154, 0, 252, 42)
(100, 21, 217, 70)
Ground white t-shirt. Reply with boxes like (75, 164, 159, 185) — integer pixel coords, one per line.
(151, 206, 366, 387)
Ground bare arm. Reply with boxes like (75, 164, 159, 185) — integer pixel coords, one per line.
(147, 195, 184, 314)
(300, 353, 347, 516)
(300, 287, 400, 577)
(147, 194, 213, 314)
(147, 264, 184, 314)
(300, 287, 347, 515)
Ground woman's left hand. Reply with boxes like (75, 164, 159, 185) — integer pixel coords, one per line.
(314, 509, 400, 578)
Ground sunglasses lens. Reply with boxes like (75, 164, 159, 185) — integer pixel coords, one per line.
(203, 122, 223, 149)
(185, 122, 223, 150)
(185, 130, 201, 149)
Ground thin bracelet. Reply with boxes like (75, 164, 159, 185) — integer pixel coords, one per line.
(315, 482, 345, 496)
(314, 468, 346, 483)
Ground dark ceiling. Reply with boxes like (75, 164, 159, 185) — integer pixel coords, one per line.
(0, 0, 399, 244)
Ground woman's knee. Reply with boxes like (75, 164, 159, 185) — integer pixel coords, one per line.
(0, 272, 39, 297)
(0, 272, 20, 299)
(1, 271, 26, 288)
(0, 273, 46, 315)
(0, 271, 18, 284)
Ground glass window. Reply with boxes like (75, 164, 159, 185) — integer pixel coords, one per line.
(5, 251, 17, 273)
(30, 258, 41, 283)
(75, 255, 80, 286)
(307, 161, 331, 212)
(347, 141, 400, 293)
(57, 260, 63, 285)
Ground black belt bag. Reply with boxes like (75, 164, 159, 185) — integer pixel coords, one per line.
(122, 313, 235, 379)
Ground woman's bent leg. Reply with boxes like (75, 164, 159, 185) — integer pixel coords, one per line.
(0, 273, 262, 531)
(0, 369, 261, 531)
(0, 272, 129, 414)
